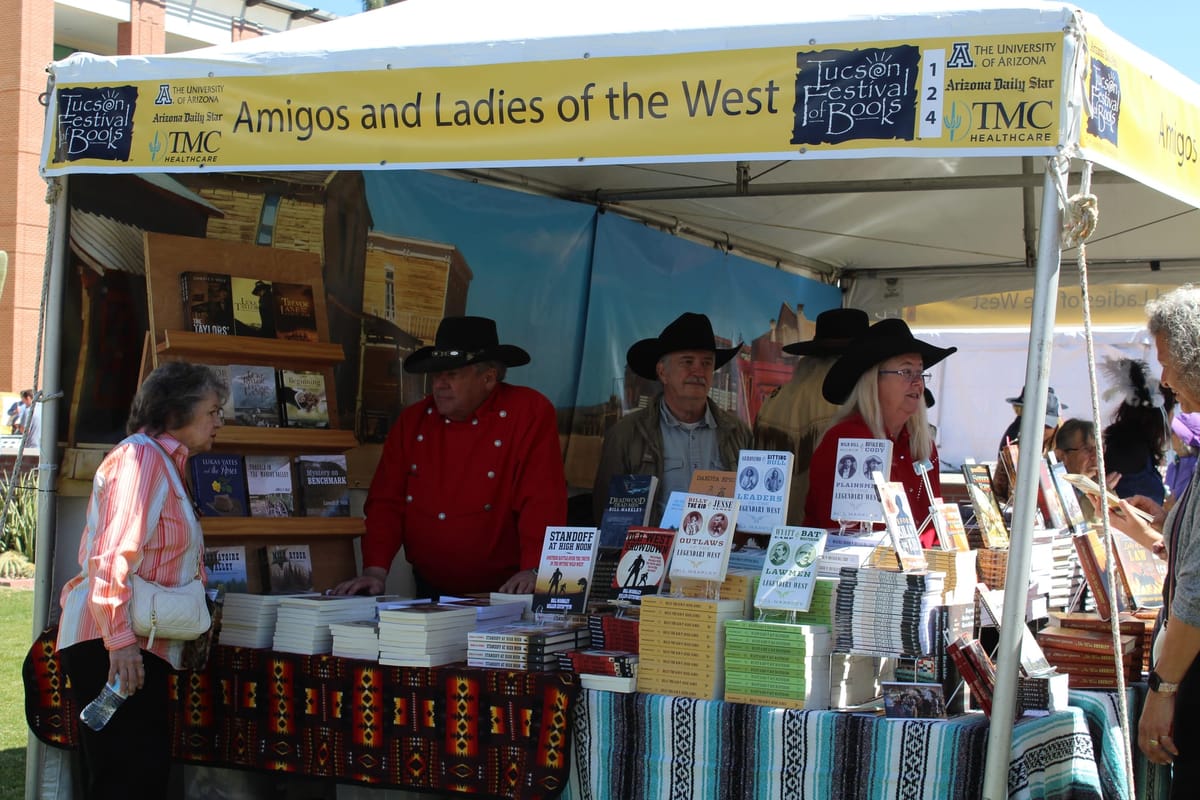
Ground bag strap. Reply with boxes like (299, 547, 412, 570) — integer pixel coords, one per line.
(126, 432, 204, 580)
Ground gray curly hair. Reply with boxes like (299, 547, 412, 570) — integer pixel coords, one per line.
(1146, 284, 1200, 403)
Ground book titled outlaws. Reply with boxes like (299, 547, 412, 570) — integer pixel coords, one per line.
(829, 437, 893, 524)
(294, 455, 350, 517)
(180, 271, 234, 335)
(733, 449, 793, 535)
(754, 525, 828, 613)
(260, 544, 314, 594)
(598, 474, 658, 549)
(531, 527, 601, 614)
(272, 281, 320, 343)
(667, 494, 739, 583)
(612, 526, 676, 603)
(189, 453, 248, 517)
(278, 369, 329, 429)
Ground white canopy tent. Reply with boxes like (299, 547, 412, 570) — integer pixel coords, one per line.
(34, 2, 1200, 797)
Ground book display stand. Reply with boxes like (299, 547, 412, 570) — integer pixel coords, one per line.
(144, 232, 361, 592)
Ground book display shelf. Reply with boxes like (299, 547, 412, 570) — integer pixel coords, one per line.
(145, 232, 361, 592)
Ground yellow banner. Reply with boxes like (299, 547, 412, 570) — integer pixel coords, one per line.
(45, 33, 1064, 172)
(1081, 33, 1200, 208)
(907, 283, 1177, 327)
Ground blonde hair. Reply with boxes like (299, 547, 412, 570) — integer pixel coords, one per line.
(830, 367, 934, 461)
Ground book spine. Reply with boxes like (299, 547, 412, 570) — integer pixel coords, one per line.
(1073, 535, 1113, 621)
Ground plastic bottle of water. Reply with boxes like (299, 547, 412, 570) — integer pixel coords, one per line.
(79, 676, 126, 731)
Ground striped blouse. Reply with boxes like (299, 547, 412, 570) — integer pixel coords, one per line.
(57, 432, 206, 669)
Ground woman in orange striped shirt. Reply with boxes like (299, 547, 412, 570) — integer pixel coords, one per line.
(57, 362, 226, 799)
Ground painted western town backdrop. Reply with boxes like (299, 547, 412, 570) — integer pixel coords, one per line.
(44, 32, 1065, 174)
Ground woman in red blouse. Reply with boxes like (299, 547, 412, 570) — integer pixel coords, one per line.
(804, 319, 956, 547)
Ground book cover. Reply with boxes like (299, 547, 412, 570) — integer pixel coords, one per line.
(881, 682, 947, 719)
(872, 474, 927, 572)
(733, 450, 793, 535)
(1048, 458, 1088, 534)
(1035, 625, 1138, 655)
(598, 474, 658, 549)
(754, 525, 827, 612)
(273, 281, 320, 343)
(189, 453, 248, 517)
(1036, 458, 1068, 531)
(932, 499, 970, 552)
(229, 364, 280, 427)
(668, 494, 739, 583)
(278, 369, 329, 429)
(1072, 530, 1128, 621)
(962, 463, 1009, 548)
(657, 490, 689, 530)
(245, 454, 294, 517)
(209, 365, 237, 423)
(688, 469, 737, 498)
(294, 455, 350, 517)
(613, 527, 676, 603)
(829, 437, 892, 523)
(1110, 530, 1166, 610)
(180, 271, 234, 335)
(531, 526, 601, 614)
(231, 277, 276, 338)
(260, 544, 314, 594)
(203, 545, 249, 593)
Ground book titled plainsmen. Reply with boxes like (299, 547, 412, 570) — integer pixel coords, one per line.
(668, 494, 739, 583)
(733, 450, 793, 535)
(531, 526, 601, 614)
(613, 527, 676, 603)
(754, 526, 828, 613)
(829, 437, 893, 523)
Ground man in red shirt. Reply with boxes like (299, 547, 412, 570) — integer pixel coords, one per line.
(333, 317, 566, 598)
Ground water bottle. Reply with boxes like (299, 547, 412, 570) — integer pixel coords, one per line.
(79, 676, 127, 731)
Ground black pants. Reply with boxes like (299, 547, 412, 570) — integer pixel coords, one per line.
(58, 638, 172, 799)
(1172, 653, 1200, 799)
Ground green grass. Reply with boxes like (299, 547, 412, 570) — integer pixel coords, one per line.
(0, 588, 34, 800)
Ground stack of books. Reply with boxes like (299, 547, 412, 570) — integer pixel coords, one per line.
(892, 603, 975, 714)
(834, 567, 945, 658)
(272, 595, 378, 655)
(723, 621, 832, 709)
(636, 595, 744, 700)
(559, 649, 640, 692)
(757, 576, 838, 629)
(329, 619, 381, 661)
(673, 569, 758, 618)
(220, 593, 292, 648)
(1048, 526, 1084, 612)
(870, 548, 977, 605)
(377, 603, 478, 667)
(1037, 612, 1145, 688)
(586, 612, 640, 652)
(467, 619, 591, 671)
(975, 548, 1008, 589)
(444, 597, 527, 631)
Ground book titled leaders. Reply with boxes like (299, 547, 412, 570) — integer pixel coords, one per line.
(531, 527, 601, 614)
(829, 437, 892, 524)
(667, 494, 739, 583)
(754, 526, 827, 613)
(734, 450, 793, 534)
(295, 455, 350, 517)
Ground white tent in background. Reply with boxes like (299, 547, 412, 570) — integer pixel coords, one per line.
(34, 2, 1200, 797)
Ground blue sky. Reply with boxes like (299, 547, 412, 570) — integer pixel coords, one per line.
(314, 1, 1200, 84)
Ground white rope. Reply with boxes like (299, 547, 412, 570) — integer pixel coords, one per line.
(1066, 160, 1138, 792)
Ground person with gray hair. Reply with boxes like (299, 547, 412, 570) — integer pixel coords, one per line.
(1108, 284, 1200, 791)
(56, 361, 227, 797)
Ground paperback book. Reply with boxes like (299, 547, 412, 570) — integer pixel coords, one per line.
(278, 369, 329, 428)
(203, 545, 249, 593)
(272, 281, 320, 343)
(231, 277, 276, 338)
(245, 454, 294, 517)
(1047, 458, 1088, 534)
(1036, 458, 1069, 531)
(294, 455, 350, 517)
(733, 450, 793, 535)
(180, 271, 234, 335)
(754, 526, 828, 612)
(189, 453, 248, 517)
(829, 437, 892, 523)
(932, 499, 970, 552)
(531, 526, 601, 614)
(962, 463, 1008, 548)
(597, 474, 658, 549)
(668, 494, 739, 583)
(612, 526, 676, 603)
(260, 544, 314, 594)
(229, 364, 281, 427)
(688, 469, 737, 498)
(873, 474, 928, 572)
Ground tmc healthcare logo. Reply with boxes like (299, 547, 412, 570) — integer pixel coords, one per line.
(148, 82, 222, 164)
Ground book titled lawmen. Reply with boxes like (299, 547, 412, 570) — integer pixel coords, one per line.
(229, 364, 280, 427)
(872, 474, 928, 572)
(733, 450, 793, 535)
(278, 369, 329, 429)
(180, 271, 234, 335)
(754, 525, 828, 613)
(531, 527, 601, 614)
(273, 281, 320, 343)
(260, 544, 314, 594)
(203, 546, 249, 593)
(189, 453, 248, 517)
(245, 454, 294, 517)
(294, 455, 350, 517)
(829, 437, 892, 523)
(613, 527, 676, 603)
(667, 494, 739, 583)
(598, 474, 658, 549)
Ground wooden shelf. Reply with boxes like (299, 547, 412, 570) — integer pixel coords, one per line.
(212, 426, 358, 453)
(201, 517, 364, 538)
(157, 330, 345, 369)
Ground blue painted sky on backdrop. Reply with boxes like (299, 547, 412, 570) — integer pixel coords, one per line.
(314, 1, 1200, 84)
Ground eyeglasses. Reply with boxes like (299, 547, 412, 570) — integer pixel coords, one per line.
(1062, 444, 1097, 455)
(878, 368, 931, 384)
(208, 408, 225, 421)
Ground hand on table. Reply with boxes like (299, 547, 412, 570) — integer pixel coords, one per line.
(498, 569, 536, 594)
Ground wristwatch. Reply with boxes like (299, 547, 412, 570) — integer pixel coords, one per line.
(1148, 671, 1180, 694)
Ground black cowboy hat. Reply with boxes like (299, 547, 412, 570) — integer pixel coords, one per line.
(626, 312, 741, 382)
(822, 318, 957, 404)
(403, 316, 531, 374)
(783, 308, 870, 357)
